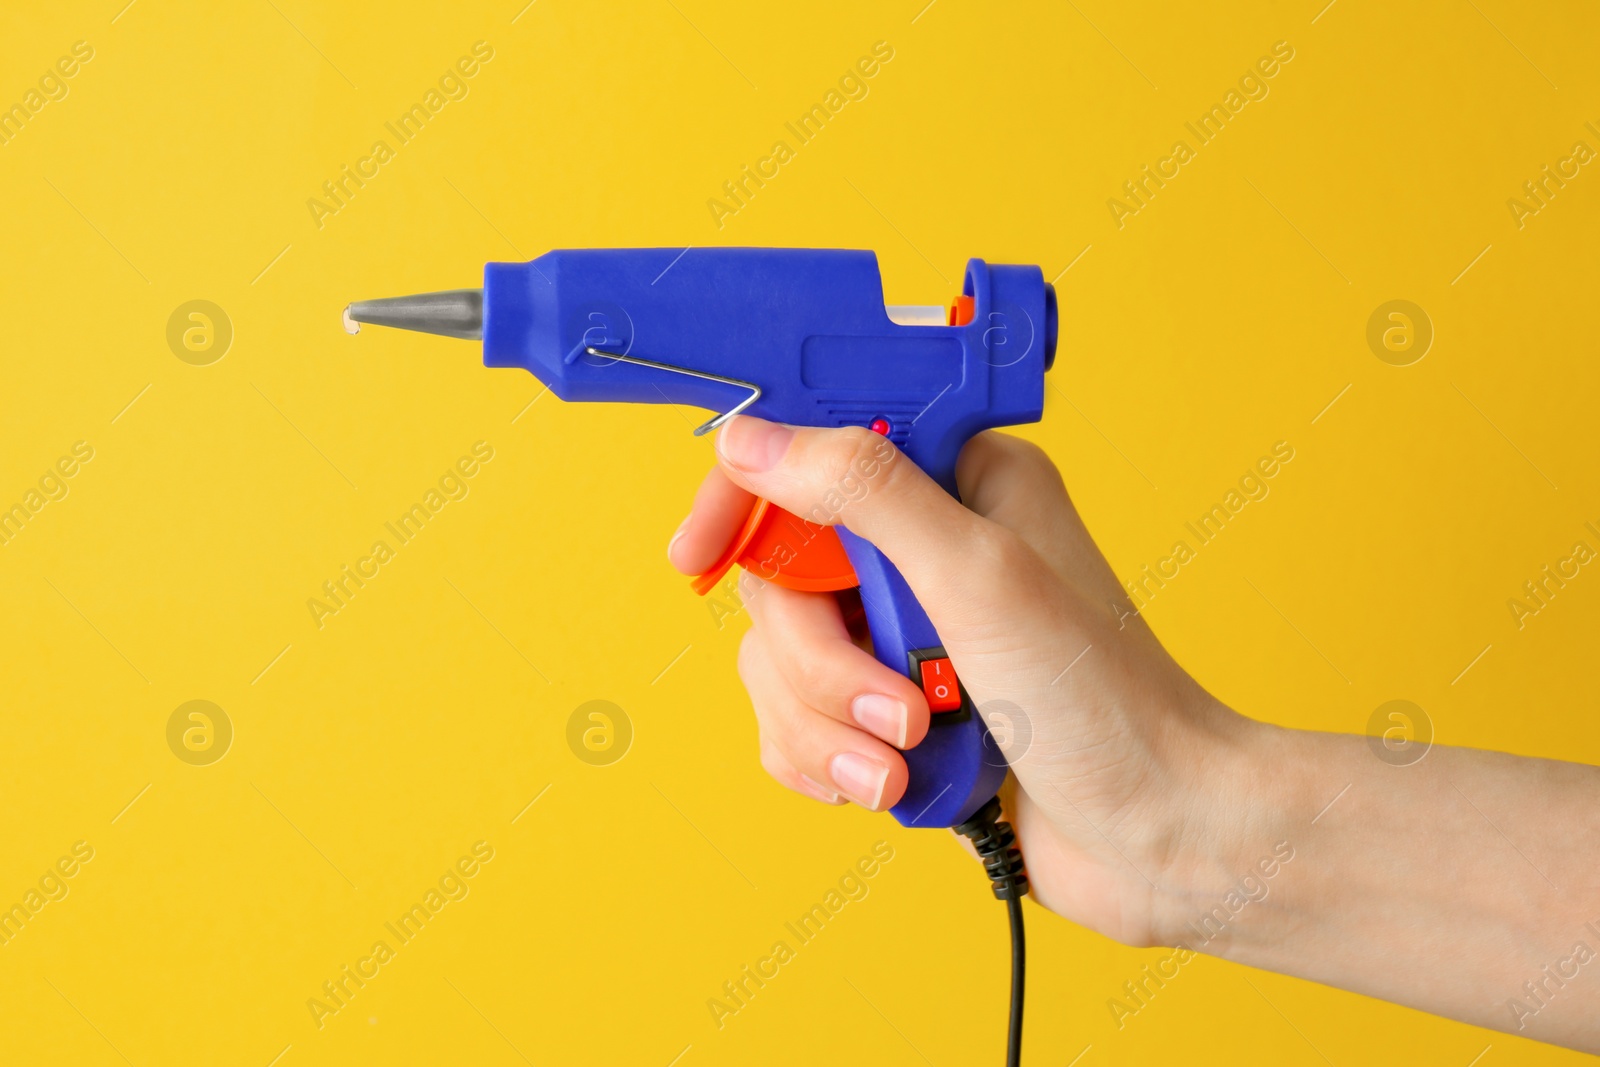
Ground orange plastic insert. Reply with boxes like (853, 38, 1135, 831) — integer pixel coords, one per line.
(692, 497, 858, 596)
(948, 294, 976, 327)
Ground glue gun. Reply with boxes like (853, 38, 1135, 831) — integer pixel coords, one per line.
(347, 248, 1057, 829)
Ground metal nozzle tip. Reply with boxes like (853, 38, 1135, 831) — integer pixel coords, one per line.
(344, 288, 484, 340)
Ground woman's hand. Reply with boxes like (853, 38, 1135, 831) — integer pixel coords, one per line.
(667, 415, 1251, 948)
(666, 415, 1600, 1052)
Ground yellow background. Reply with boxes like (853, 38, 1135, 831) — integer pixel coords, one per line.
(2, 0, 1597, 1063)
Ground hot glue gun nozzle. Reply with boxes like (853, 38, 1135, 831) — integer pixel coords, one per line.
(343, 288, 484, 340)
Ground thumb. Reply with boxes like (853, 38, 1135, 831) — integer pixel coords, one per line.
(714, 415, 1006, 603)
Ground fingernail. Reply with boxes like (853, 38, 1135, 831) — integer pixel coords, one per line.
(798, 774, 842, 804)
(851, 694, 908, 749)
(666, 515, 690, 564)
(830, 751, 889, 809)
(717, 416, 794, 473)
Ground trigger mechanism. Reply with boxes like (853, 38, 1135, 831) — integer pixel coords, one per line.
(691, 498, 858, 596)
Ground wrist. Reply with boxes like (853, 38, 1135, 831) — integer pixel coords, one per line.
(1143, 700, 1299, 955)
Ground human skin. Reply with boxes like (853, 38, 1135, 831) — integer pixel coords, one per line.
(667, 415, 1600, 1052)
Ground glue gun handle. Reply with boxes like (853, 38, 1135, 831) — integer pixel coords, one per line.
(834, 529, 1006, 829)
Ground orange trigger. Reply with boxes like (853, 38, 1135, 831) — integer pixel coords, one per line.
(691, 498, 858, 596)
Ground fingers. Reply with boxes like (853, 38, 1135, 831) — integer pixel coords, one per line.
(738, 626, 911, 811)
(955, 431, 1070, 531)
(713, 416, 997, 599)
(667, 466, 755, 575)
(670, 422, 1109, 629)
(740, 576, 931, 750)
(759, 737, 845, 805)
(955, 432, 1124, 602)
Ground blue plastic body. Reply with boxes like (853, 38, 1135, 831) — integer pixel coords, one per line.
(483, 248, 1054, 828)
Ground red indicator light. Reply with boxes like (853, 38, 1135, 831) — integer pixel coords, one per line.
(869, 418, 890, 436)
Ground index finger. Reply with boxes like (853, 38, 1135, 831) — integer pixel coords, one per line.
(667, 466, 757, 575)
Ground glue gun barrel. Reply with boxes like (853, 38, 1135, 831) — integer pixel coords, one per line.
(344, 288, 484, 340)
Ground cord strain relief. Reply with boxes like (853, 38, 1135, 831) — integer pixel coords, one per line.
(954, 796, 1030, 901)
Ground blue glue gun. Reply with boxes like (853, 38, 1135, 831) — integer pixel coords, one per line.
(346, 247, 1057, 828)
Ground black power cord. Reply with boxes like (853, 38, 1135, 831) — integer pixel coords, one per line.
(954, 796, 1029, 1067)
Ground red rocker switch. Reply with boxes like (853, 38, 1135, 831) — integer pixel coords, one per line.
(918, 656, 963, 714)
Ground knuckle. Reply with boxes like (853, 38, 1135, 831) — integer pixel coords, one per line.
(816, 426, 875, 483)
(735, 630, 764, 688)
(965, 523, 1029, 583)
(761, 698, 807, 751)
(961, 431, 1066, 504)
(799, 426, 897, 521)
(757, 736, 789, 781)
(959, 429, 1005, 470)
(1007, 435, 1061, 481)
(736, 571, 774, 623)
(835, 422, 880, 455)
(970, 523, 1018, 567)
(787, 651, 836, 704)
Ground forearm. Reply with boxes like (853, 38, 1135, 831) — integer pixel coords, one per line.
(681, 419, 1600, 1048)
(1158, 710, 1600, 1049)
